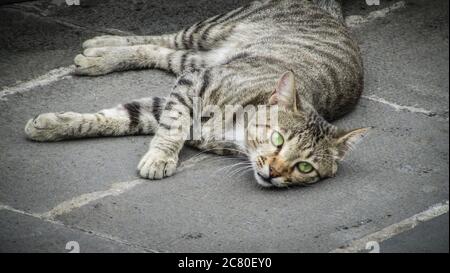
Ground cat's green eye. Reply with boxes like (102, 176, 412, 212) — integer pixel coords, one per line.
(270, 131, 284, 147)
(297, 162, 314, 174)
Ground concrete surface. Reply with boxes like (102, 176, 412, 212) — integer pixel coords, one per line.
(0, 0, 448, 253)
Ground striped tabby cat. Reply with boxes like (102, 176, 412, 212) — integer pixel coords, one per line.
(25, 0, 370, 188)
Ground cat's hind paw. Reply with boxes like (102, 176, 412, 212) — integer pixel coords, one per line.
(138, 151, 178, 180)
(73, 48, 121, 76)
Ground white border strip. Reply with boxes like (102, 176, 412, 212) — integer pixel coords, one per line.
(0, 66, 75, 101)
(330, 200, 449, 253)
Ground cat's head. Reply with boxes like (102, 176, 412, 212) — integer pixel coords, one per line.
(245, 71, 370, 188)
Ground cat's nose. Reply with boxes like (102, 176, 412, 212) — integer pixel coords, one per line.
(269, 165, 282, 178)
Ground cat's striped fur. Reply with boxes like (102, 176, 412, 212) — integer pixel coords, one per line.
(25, 0, 370, 187)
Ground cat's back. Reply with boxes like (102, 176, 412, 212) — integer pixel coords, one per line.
(229, 0, 364, 120)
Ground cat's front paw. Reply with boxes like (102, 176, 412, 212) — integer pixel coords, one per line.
(138, 151, 178, 180)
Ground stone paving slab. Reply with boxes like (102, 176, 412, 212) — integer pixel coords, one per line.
(0, 209, 145, 253)
(0, 70, 174, 213)
(353, 0, 449, 118)
(0, 8, 92, 87)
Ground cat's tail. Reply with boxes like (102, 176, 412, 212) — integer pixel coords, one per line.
(312, 0, 344, 22)
(24, 97, 166, 142)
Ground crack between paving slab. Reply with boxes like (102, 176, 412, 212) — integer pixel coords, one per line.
(1, 5, 135, 36)
(0, 66, 75, 101)
(39, 154, 215, 219)
(345, 1, 406, 27)
(330, 200, 449, 253)
(0, 202, 159, 253)
(362, 95, 448, 120)
(40, 179, 145, 220)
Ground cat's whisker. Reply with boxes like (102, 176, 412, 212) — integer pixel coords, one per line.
(183, 146, 249, 162)
(215, 162, 250, 174)
(235, 168, 254, 178)
(228, 165, 254, 178)
(215, 165, 253, 174)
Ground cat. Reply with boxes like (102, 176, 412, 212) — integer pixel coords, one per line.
(24, 0, 370, 188)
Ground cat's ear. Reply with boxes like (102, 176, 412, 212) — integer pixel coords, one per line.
(269, 71, 299, 112)
(334, 127, 371, 159)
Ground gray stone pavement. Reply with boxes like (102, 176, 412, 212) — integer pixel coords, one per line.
(0, 0, 448, 253)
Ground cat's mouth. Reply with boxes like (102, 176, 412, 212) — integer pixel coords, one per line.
(256, 173, 273, 187)
(254, 172, 286, 188)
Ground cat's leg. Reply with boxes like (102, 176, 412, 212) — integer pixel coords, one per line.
(186, 116, 245, 156)
(74, 45, 207, 76)
(74, 1, 273, 76)
(81, 0, 262, 51)
(24, 97, 165, 142)
(137, 69, 211, 179)
(313, 0, 344, 21)
(187, 140, 243, 156)
(82, 34, 179, 50)
(82, 19, 235, 52)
